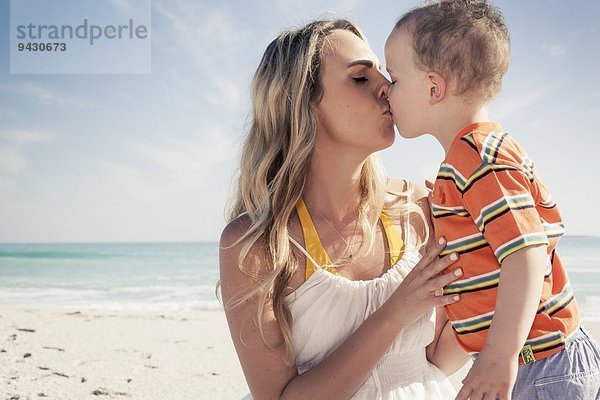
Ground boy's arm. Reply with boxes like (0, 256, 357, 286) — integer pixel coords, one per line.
(421, 181, 470, 375)
(427, 307, 471, 376)
(455, 244, 547, 400)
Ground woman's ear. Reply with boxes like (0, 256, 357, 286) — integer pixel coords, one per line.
(427, 71, 446, 105)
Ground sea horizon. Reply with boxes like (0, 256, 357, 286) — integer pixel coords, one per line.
(1, 234, 597, 245)
(1, 237, 598, 321)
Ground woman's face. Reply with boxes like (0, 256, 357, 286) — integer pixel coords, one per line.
(313, 30, 394, 154)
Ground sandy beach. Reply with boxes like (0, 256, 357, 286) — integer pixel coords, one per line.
(1, 306, 598, 399)
(0, 307, 247, 399)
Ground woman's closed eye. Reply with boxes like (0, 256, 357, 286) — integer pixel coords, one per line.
(352, 76, 369, 84)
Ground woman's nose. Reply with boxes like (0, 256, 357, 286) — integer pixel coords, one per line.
(377, 71, 392, 100)
(380, 81, 391, 100)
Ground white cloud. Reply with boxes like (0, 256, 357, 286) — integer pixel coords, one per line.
(76, 126, 237, 208)
(270, 0, 362, 20)
(153, 0, 250, 61)
(0, 129, 53, 177)
(158, 71, 203, 113)
(0, 146, 27, 175)
(0, 82, 89, 108)
(0, 175, 14, 192)
(541, 44, 567, 57)
(36, 127, 240, 242)
(110, 0, 134, 13)
(135, 126, 237, 191)
(96, 161, 157, 202)
(0, 108, 19, 120)
(204, 76, 244, 107)
(0, 129, 53, 145)
(491, 87, 554, 120)
(153, 0, 252, 110)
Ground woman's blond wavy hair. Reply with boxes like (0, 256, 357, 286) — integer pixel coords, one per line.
(219, 19, 428, 366)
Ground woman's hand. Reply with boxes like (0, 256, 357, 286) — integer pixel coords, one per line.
(389, 236, 462, 326)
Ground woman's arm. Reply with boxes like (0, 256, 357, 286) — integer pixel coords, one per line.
(220, 217, 297, 400)
(220, 216, 462, 400)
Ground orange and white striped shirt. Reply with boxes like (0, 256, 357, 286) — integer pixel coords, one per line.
(433, 121, 580, 364)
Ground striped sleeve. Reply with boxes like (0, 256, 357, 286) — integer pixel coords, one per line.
(461, 162, 549, 263)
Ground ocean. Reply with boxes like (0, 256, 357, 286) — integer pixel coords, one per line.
(0, 237, 598, 320)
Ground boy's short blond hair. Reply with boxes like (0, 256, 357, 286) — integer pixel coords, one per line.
(395, 0, 510, 102)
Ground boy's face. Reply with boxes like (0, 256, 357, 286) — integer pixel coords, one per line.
(384, 28, 431, 139)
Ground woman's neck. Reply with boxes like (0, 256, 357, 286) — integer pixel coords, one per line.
(303, 149, 365, 224)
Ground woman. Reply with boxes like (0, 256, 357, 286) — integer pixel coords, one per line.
(219, 19, 470, 399)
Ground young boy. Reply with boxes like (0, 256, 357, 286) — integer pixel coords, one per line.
(385, 1, 600, 399)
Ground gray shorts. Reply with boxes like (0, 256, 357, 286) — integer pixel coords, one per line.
(512, 325, 600, 400)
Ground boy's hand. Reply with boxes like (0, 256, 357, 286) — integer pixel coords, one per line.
(455, 349, 518, 400)
(425, 179, 434, 200)
(424, 179, 435, 222)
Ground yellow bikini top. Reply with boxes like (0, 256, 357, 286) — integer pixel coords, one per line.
(295, 198, 404, 280)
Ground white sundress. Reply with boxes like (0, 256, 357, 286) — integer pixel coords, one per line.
(242, 240, 458, 399)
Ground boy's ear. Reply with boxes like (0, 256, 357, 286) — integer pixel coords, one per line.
(427, 71, 446, 105)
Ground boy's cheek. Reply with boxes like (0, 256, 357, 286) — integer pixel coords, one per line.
(387, 95, 398, 114)
(388, 103, 401, 120)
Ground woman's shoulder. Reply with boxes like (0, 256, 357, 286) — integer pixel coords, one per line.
(220, 212, 305, 254)
(219, 212, 307, 290)
(220, 213, 253, 249)
(219, 213, 269, 283)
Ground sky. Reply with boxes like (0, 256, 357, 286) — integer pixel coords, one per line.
(0, 0, 599, 243)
